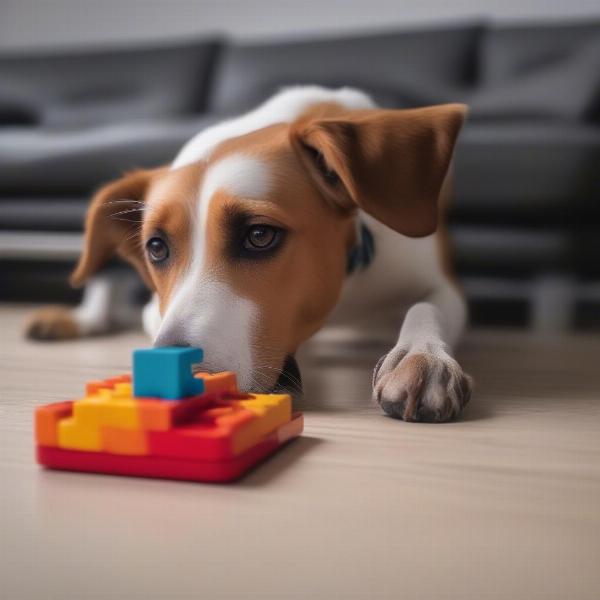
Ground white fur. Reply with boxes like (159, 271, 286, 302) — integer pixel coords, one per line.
(142, 294, 161, 339)
(200, 154, 272, 208)
(155, 277, 257, 390)
(154, 154, 272, 390)
(172, 86, 375, 169)
(322, 213, 450, 333)
(73, 276, 114, 335)
(72, 273, 141, 335)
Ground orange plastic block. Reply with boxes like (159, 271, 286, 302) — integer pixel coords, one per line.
(86, 374, 131, 395)
(102, 427, 148, 455)
(194, 371, 238, 395)
(136, 399, 173, 431)
(35, 401, 73, 447)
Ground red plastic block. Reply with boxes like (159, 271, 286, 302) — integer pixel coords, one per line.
(147, 403, 260, 461)
(35, 401, 73, 447)
(37, 413, 303, 483)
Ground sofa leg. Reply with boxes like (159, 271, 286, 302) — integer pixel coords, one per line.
(530, 274, 576, 333)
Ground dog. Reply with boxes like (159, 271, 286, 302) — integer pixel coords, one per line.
(26, 86, 472, 422)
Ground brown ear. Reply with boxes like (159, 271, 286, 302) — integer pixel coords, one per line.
(290, 104, 467, 237)
(70, 169, 160, 288)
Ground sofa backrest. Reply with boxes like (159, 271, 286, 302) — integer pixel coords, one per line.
(480, 20, 600, 85)
(468, 21, 600, 122)
(208, 23, 483, 115)
(0, 39, 220, 127)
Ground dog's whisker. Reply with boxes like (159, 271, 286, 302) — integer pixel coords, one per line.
(110, 216, 142, 224)
(110, 207, 147, 218)
(122, 224, 143, 243)
(106, 199, 145, 205)
(252, 364, 303, 393)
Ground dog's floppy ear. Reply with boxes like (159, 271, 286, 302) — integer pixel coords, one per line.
(290, 104, 467, 237)
(70, 168, 162, 288)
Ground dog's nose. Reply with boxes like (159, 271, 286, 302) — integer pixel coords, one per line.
(273, 355, 303, 398)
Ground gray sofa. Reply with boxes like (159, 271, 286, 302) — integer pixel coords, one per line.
(1, 21, 599, 329)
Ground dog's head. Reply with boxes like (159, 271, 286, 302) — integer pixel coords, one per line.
(72, 88, 466, 391)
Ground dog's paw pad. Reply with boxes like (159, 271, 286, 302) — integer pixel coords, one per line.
(373, 349, 472, 423)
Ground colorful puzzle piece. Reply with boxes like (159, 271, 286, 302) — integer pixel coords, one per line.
(35, 347, 303, 482)
(133, 347, 205, 400)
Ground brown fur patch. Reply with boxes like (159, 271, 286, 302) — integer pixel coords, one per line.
(25, 307, 80, 341)
(291, 104, 467, 237)
(71, 168, 166, 288)
(142, 165, 201, 312)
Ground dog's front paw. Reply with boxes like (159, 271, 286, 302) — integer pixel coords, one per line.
(24, 307, 81, 341)
(373, 346, 472, 422)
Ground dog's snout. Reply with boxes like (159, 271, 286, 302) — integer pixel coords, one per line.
(153, 328, 190, 349)
(155, 340, 191, 349)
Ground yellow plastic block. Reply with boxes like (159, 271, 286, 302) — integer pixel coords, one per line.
(58, 417, 101, 451)
(238, 393, 291, 438)
(112, 382, 133, 398)
(73, 397, 139, 429)
(72, 392, 140, 430)
(59, 385, 140, 452)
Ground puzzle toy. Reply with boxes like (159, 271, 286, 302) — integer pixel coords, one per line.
(35, 347, 303, 482)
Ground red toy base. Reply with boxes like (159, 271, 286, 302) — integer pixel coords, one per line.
(37, 413, 303, 483)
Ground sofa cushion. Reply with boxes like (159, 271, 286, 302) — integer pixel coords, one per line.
(0, 39, 220, 127)
(452, 122, 600, 220)
(0, 115, 217, 195)
(0, 198, 87, 231)
(208, 24, 482, 114)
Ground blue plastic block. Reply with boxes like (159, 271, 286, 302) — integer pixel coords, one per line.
(133, 347, 205, 400)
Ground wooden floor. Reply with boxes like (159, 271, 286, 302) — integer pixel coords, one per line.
(1, 304, 600, 599)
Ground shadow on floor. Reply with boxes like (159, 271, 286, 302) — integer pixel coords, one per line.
(239, 436, 324, 487)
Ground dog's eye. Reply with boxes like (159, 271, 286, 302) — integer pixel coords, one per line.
(146, 237, 169, 263)
(243, 225, 282, 252)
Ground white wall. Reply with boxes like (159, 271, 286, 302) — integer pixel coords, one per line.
(1, 0, 599, 50)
